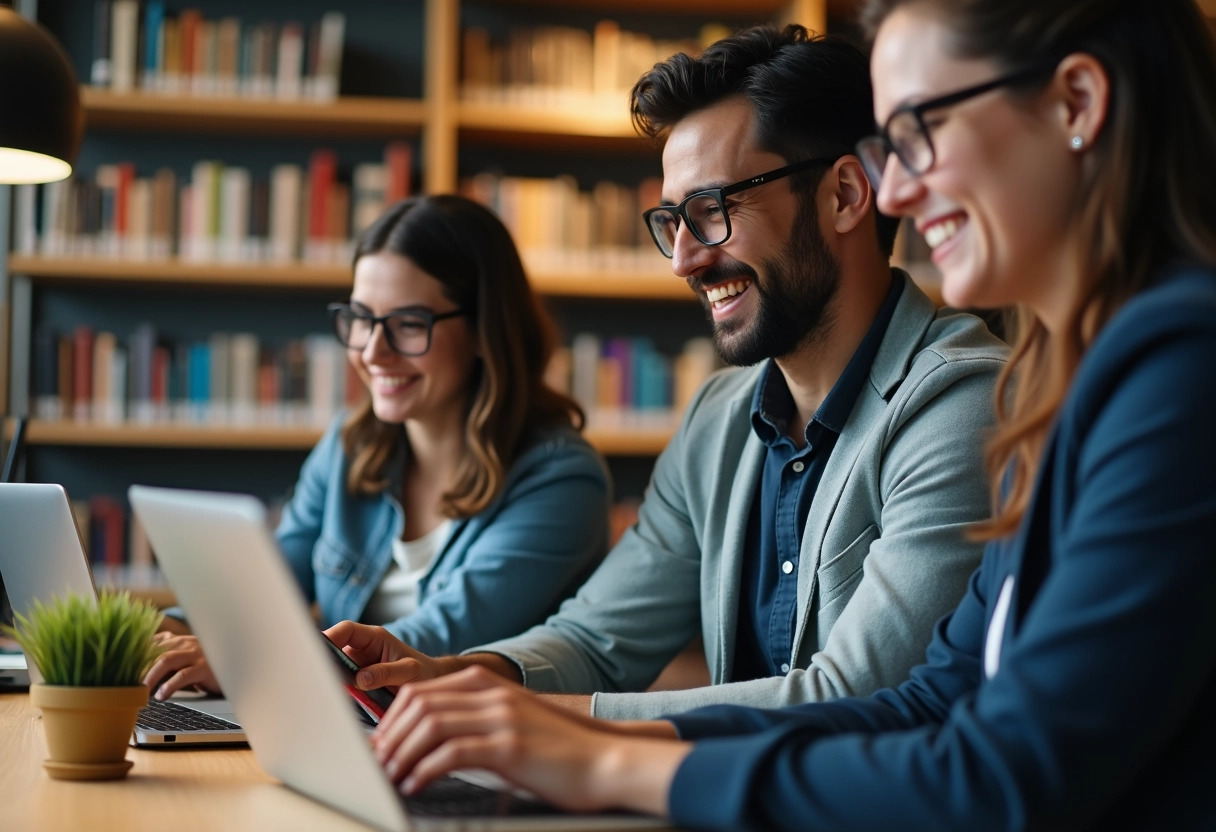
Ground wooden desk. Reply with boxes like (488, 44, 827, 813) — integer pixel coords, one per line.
(1, 691, 375, 831)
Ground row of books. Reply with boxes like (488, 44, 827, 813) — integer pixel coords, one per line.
(93, 2, 345, 101)
(551, 335, 719, 419)
(460, 20, 727, 109)
(461, 172, 664, 271)
(12, 144, 412, 264)
(31, 324, 363, 428)
(30, 323, 719, 431)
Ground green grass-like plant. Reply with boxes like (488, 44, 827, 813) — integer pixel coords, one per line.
(1, 590, 164, 687)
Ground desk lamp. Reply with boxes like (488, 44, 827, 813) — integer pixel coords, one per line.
(0, 6, 83, 184)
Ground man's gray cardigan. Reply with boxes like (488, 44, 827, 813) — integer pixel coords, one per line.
(472, 275, 1009, 719)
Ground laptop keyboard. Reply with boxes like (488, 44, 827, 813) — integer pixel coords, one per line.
(403, 775, 562, 818)
(136, 699, 241, 732)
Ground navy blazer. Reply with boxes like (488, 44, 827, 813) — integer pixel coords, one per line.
(667, 267, 1216, 831)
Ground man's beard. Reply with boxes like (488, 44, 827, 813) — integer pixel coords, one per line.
(702, 200, 842, 367)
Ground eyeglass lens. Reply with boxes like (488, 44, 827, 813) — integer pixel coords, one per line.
(333, 308, 431, 356)
(648, 193, 730, 256)
(859, 110, 934, 191)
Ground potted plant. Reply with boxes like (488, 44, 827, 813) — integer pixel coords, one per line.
(3, 589, 163, 781)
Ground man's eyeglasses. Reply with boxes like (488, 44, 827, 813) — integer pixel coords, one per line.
(327, 303, 465, 357)
(642, 157, 838, 258)
(856, 64, 1055, 192)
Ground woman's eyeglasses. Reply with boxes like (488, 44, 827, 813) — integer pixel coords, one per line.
(856, 64, 1055, 191)
(327, 303, 465, 357)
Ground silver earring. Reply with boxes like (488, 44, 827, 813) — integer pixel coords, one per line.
(1070, 135, 1084, 150)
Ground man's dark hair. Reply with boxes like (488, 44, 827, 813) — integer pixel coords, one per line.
(630, 24, 899, 257)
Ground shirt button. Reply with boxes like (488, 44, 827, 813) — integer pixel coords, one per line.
(792, 460, 805, 473)
(782, 560, 794, 575)
(780, 663, 790, 673)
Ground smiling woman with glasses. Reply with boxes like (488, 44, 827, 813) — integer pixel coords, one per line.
(145, 195, 613, 702)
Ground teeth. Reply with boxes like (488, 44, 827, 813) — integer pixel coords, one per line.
(373, 376, 408, 388)
(924, 217, 962, 249)
(706, 280, 752, 304)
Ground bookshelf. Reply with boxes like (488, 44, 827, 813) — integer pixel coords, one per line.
(2, 0, 840, 588)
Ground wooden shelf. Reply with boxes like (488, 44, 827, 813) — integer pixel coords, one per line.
(8, 256, 351, 291)
(8, 255, 697, 301)
(9, 419, 675, 457)
(474, 0, 841, 16)
(18, 421, 325, 450)
(81, 88, 427, 138)
(458, 100, 651, 151)
(527, 264, 694, 300)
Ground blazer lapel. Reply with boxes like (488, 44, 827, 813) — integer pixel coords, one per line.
(792, 275, 937, 648)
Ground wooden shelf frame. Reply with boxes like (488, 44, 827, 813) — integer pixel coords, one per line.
(7, 255, 698, 300)
(5, 418, 675, 457)
(81, 88, 428, 139)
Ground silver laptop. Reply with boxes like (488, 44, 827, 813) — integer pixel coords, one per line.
(129, 484, 668, 831)
(0, 482, 246, 746)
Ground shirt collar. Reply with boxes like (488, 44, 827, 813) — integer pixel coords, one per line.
(750, 273, 906, 445)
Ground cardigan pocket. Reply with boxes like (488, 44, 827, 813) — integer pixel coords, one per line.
(313, 536, 358, 581)
(817, 523, 879, 599)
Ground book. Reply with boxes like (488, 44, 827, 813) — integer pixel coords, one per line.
(33, 322, 60, 421)
(142, 1, 165, 90)
(109, 0, 139, 92)
(269, 163, 303, 262)
(72, 326, 95, 422)
(92, 0, 112, 86)
(276, 22, 305, 100)
(384, 141, 413, 205)
(311, 11, 345, 101)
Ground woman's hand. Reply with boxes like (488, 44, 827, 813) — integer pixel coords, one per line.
(323, 620, 449, 691)
(142, 633, 223, 699)
(370, 665, 691, 816)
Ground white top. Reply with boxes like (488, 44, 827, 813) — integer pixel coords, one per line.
(361, 519, 453, 624)
(984, 575, 1016, 680)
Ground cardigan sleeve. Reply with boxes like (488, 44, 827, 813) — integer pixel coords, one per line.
(666, 304, 1216, 831)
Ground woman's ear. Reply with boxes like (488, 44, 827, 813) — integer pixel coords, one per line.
(828, 156, 873, 236)
(1053, 52, 1110, 150)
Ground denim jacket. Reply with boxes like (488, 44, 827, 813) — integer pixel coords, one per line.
(276, 416, 611, 655)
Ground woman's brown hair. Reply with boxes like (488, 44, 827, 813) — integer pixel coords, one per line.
(862, 0, 1216, 538)
(341, 194, 584, 517)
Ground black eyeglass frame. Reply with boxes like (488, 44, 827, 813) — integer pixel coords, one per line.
(641, 157, 839, 258)
(857, 63, 1056, 188)
(327, 303, 466, 357)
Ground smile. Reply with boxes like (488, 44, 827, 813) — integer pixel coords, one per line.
(705, 279, 752, 306)
(371, 375, 412, 391)
(922, 213, 967, 249)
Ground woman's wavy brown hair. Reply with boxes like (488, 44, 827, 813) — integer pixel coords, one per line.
(862, 0, 1216, 538)
(341, 195, 584, 517)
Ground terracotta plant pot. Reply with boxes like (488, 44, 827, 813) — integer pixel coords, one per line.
(29, 683, 148, 781)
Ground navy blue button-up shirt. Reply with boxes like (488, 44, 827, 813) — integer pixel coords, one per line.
(731, 275, 905, 682)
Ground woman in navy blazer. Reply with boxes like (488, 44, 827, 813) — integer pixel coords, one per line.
(145, 196, 610, 699)
(356, 2, 1216, 829)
